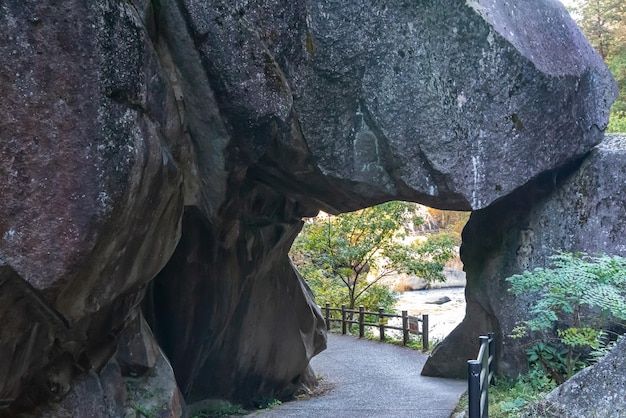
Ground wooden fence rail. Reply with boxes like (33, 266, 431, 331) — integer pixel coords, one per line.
(322, 303, 430, 351)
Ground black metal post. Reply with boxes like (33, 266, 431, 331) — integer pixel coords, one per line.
(479, 335, 489, 417)
(341, 304, 347, 335)
(467, 360, 481, 418)
(488, 332, 495, 382)
(468, 334, 496, 418)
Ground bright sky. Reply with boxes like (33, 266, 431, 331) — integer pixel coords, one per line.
(559, 0, 581, 21)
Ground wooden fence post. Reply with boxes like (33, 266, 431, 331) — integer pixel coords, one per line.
(422, 314, 429, 351)
(325, 302, 330, 331)
(402, 310, 409, 346)
(359, 306, 365, 338)
(341, 304, 347, 335)
(379, 307, 385, 341)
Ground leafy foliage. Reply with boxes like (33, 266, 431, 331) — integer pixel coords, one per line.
(291, 201, 456, 310)
(461, 335, 624, 417)
(424, 208, 470, 245)
(507, 252, 626, 331)
(568, 0, 626, 132)
(507, 251, 626, 383)
(493, 253, 626, 415)
(524, 341, 578, 384)
(305, 272, 398, 314)
(483, 366, 558, 418)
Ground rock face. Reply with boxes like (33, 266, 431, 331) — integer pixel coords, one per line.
(0, 0, 618, 415)
(25, 312, 184, 418)
(291, 0, 613, 210)
(1, 1, 187, 414)
(174, 0, 614, 213)
(143, 205, 326, 403)
(533, 336, 626, 417)
(423, 134, 626, 378)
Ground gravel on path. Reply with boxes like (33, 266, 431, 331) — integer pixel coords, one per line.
(251, 333, 466, 418)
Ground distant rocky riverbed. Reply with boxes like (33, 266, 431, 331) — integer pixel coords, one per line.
(395, 287, 466, 342)
(377, 268, 467, 342)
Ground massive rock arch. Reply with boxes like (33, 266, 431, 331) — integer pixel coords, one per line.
(0, 0, 617, 415)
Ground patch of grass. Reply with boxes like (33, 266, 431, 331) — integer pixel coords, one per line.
(327, 325, 438, 352)
(187, 399, 247, 418)
(256, 398, 282, 409)
(488, 377, 550, 417)
(455, 367, 555, 418)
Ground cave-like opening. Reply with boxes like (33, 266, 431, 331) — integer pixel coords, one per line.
(289, 202, 470, 345)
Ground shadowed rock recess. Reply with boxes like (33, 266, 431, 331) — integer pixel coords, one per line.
(0, 0, 617, 415)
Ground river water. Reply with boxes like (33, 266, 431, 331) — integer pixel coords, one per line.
(394, 287, 466, 342)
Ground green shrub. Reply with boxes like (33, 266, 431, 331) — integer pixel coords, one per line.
(456, 252, 626, 417)
(488, 366, 557, 418)
(608, 112, 626, 132)
(507, 251, 626, 383)
(307, 272, 398, 315)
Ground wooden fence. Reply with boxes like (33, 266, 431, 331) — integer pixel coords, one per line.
(322, 303, 430, 351)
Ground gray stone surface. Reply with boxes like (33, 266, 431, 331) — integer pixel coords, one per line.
(532, 337, 626, 418)
(169, 0, 615, 213)
(0, 0, 618, 415)
(146, 0, 615, 407)
(426, 296, 452, 305)
(292, 0, 614, 210)
(254, 333, 466, 418)
(0, 2, 186, 413)
(424, 134, 626, 378)
(123, 346, 185, 418)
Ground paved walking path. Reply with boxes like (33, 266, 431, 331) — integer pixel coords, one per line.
(253, 333, 466, 418)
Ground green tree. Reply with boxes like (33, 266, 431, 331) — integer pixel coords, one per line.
(569, 0, 626, 131)
(573, 0, 624, 60)
(507, 252, 626, 383)
(425, 208, 470, 245)
(291, 201, 456, 310)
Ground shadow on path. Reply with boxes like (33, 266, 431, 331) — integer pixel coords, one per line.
(253, 333, 466, 418)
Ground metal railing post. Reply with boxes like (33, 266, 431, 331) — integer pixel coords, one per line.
(467, 360, 481, 418)
(488, 332, 495, 382)
(479, 336, 489, 418)
(468, 333, 496, 418)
